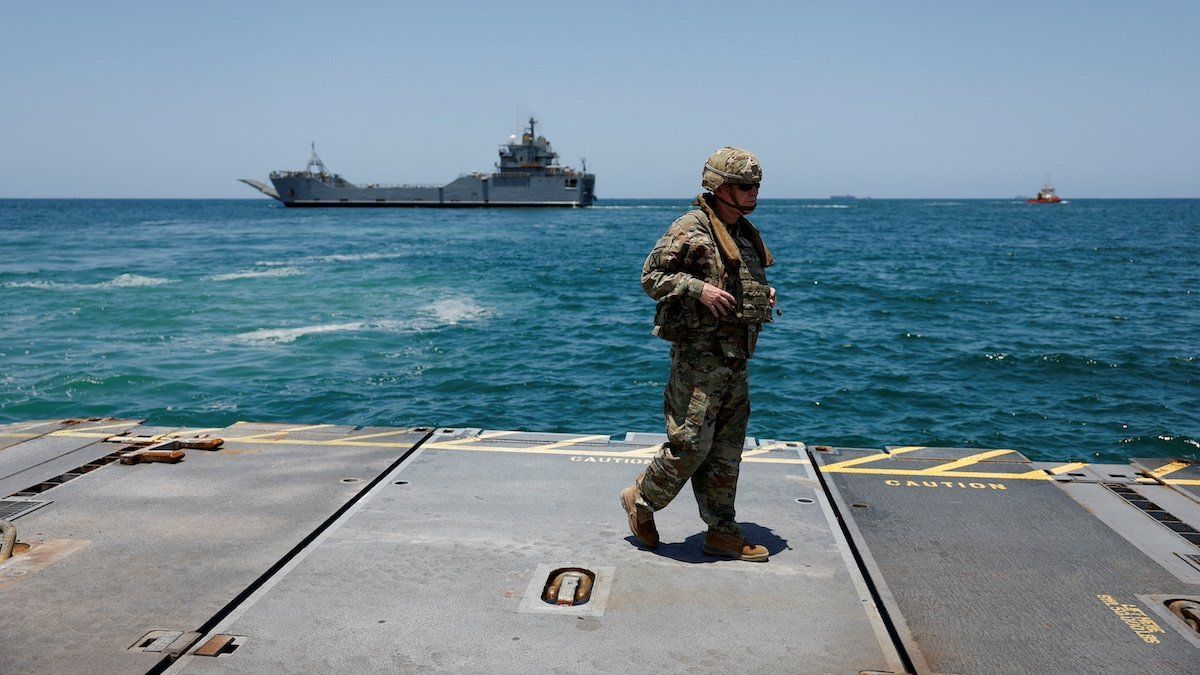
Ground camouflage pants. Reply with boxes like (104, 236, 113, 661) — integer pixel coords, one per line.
(636, 342, 750, 536)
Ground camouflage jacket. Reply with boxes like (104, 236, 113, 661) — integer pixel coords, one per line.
(642, 201, 772, 359)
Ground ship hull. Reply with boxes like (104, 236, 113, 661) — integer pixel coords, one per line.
(269, 172, 595, 208)
(283, 201, 583, 208)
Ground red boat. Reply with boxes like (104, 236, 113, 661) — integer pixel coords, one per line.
(1027, 182, 1064, 204)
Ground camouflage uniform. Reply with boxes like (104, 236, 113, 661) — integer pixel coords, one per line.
(634, 191, 773, 537)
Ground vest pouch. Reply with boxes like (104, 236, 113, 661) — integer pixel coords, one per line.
(732, 278, 774, 324)
(654, 300, 688, 342)
(725, 269, 774, 325)
(681, 296, 719, 330)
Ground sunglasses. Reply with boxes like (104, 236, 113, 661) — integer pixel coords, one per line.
(734, 183, 760, 192)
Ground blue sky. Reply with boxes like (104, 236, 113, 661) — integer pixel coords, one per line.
(3, 1, 1197, 198)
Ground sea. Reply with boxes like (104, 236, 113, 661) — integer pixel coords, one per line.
(1, 198, 1196, 464)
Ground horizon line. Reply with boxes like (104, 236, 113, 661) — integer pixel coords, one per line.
(3, 196, 1199, 201)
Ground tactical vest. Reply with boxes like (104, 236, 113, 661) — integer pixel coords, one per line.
(724, 232, 774, 325)
(653, 215, 772, 342)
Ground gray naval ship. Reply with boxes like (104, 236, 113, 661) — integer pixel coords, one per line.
(240, 118, 596, 208)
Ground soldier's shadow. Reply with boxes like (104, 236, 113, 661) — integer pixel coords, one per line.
(628, 522, 789, 564)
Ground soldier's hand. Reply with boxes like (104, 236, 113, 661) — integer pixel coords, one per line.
(700, 283, 735, 318)
(769, 287, 776, 307)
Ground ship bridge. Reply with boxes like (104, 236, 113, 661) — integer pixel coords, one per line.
(496, 117, 575, 176)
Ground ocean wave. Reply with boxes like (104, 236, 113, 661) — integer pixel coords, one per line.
(2, 273, 175, 290)
(104, 274, 173, 287)
(229, 295, 494, 344)
(252, 251, 409, 267)
(798, 204, 850, 209)
(312, 252, 409, 263)
(229, 322, 371, 344)
(421, 296, 492, 325)
(1119, 434, 1200, 455)
(206, 267, 305, 282)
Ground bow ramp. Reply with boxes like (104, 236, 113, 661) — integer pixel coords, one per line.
(1, 419, 1198, 673)
(237, 179, 280, 201)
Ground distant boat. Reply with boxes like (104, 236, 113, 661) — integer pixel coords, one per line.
(1027, 183, 1064, 205)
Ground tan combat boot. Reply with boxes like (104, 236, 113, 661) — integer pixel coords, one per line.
(619, 485, 660, 549)
(702, 530, 769, 562)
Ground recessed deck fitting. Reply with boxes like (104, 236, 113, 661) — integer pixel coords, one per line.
(518, 564, 615, 617)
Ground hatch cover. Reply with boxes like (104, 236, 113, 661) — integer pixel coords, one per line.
(0, 499, 50, 520)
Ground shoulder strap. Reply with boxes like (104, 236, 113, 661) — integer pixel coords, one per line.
(696, 194, 743, 267)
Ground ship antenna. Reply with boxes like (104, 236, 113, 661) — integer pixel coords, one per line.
(581, 157, 587, 173)
(306, 142, 328, 176)
(528, 116, 537, 138)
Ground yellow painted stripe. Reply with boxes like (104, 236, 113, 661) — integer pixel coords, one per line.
(326, 428, 419, 444)
(822, 465, 1050, 481)
(621, 445, 667, 457)
(223, 437, 415, 448)
(819, 445, 926, 470)
(1165, 478, 1200, 486)
(18, 431, 416, 449)
(915, 449, 1015, 474)
(420, 442, 808, 464)
(233, 423, 335, 441)
(165, 428, 223, 437)
(1150, 461, 1191, 478)
(421, 431, 523, 449)
(536, 434, 612, 451)
(1048, 462, 1089, 475)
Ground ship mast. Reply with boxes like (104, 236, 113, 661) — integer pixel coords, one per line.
(305, 142, 329, 177)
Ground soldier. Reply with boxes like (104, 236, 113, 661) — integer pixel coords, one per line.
(620, 147, 776, 562)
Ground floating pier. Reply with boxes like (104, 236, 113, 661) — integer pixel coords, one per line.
(2, 418, 1198, 673)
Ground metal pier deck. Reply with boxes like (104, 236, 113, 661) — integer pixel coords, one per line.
(1, 419, 1198, 673)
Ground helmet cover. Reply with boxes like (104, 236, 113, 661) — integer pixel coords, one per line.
(702, 147, 762, 191)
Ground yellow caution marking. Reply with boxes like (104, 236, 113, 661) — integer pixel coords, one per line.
(423, 431, 521, 449)
(233, 423, 335, 441)
(223, 437, 416, 449)
(437, 444, 638, 459)
(326, 428, 419, 444)
(535, 434, 612, 451)
(886, 479, 1009, 490)
(915, 449, 1016, 474)
(1047, 462, 1089, 475)
(823, 465, 1050, 481)
(420, 438, 808, 464)
(1097, 594, 1164, 645)
(818, 445, 926, 471)
(1149, 461, 1191, 478)
(164, 428, 223, 438)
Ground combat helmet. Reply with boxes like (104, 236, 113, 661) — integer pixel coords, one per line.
(702, 147, 762, 191)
